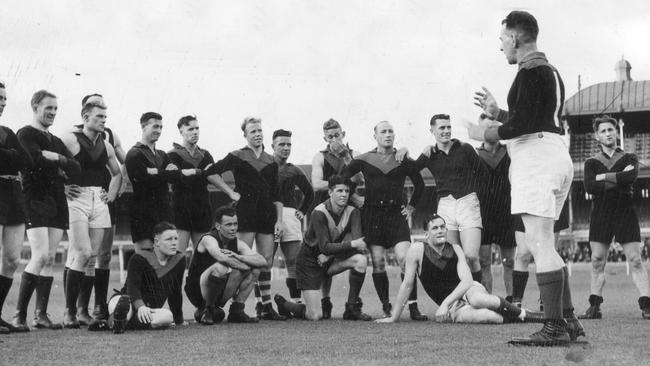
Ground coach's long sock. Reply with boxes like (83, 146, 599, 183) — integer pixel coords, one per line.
(77, 275, 94, 311)
(512, 270, 529, 302)
(206, 275, 228, 307)
(65, 270, 84, 313)
(372, 272, 390, 305)
(0, 275, 13, 317)
(561, 267, 575, 316)
(258, 271, 272, 304)
(401, 273, 418, 303)
(15, 272, 38, 317)
(536, 269, 564, 319)
(348, 269, 366, 303)
(490, 296, 523, 322)
(471, 271, 482, 283)
(286, 278, 301, 302)
(94, 269, 110, 308)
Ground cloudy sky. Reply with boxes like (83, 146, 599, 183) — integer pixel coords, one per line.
(1, 0, 649, 163)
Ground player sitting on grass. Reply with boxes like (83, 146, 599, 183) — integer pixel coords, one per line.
(376, 214, 542, 324)
(184, 206, 267, 325)
(274, 175, 371, 321)
(107, 222, 185, 333)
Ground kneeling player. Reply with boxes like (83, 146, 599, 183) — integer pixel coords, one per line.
(185, 206, 267, 324)
(108, 222, 185, 333)
(377, 214, 541, 324)
(275, 175, 371, 321)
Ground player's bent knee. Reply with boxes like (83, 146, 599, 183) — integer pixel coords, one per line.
(3, 256, 20, 274)
(210, 263, 231, 278)
(353, 253, 368, 268)
(150, 308, 173, 329)
(305, 309, 322, 321)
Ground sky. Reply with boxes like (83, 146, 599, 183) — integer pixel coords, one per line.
(1, 0, 649, 163)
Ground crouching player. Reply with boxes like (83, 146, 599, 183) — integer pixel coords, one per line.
(108, 222, 185, 333)
(185, 206, 267, 324)
(274, 175, 371, 321)
(377, 214, 541, 324)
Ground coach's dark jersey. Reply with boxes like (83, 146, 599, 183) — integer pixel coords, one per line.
(418, 242, 460, 306)
(17, 125, 81, 197)
(303, 201, 361, 255)
(186, 230, 239, 286)
(168, 143, 214, 210)
(68, 131, 108, 187)
(314, 145, 355, 204)
(344, 149, 424, 207)
(584, 148, 637, 210)
(278, 162, 314, 214)
(0, 125, 31, 175)
(476, 143, 511, 224)
(494, 52, 565, 139)
(123, 251, 185, 324)
(415, 139, 486, 200)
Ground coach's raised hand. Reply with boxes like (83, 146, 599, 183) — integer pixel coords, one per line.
(474, 87, 498, 117)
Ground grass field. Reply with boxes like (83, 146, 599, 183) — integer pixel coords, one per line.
(1, 262, 650, 365)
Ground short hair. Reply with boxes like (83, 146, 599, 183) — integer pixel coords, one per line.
(81, 93, 103, 106)
(241, 117, 261, 132)
(593, 115, 617, 132)
(322, 118, 341, 131)
(272, 129, 292, 140)
(0, 81, 5, 89)
(31, 90, 57, 108)
(374, 121, 391, 133)
(214, 206, 237, 224)
(502, 11, 539, 43)
(430, 114, 450, 126)
(177, 115, 197, 129)
(423, 213, 446, 231)
(327, 174, 352, 189)
(140, 112, 162, 126)
(81, 102, 106, 118)
(153, 221, 176, 237)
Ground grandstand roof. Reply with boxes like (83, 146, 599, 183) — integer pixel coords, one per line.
(564, 80, 650, 116)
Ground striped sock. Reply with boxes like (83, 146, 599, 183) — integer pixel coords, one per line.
(258, 271, 272, 304)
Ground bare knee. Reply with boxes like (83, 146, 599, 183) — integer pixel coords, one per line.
(628, 255, 643, 270)
(150, 308, 173, 328)
(211, 263, 231, 278)
(353, 254, 367, 272)
(502, 255, 514, 270)
(591, 255, 606, 271)
(96, 251, 112, 268)
(2, 254, 21, 275)
(372, 256, 385, 273)
(306, 309, 322, 321)
(465, 253, 479, 266)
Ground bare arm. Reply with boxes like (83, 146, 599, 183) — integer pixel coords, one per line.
(201, 236, 250, 271)
(111, 131, 126, 164)
(436, 244, 474, 321)
(105, 143, 123, 203)
(234, 240, 268, 268)
(311, 152, 328, 192)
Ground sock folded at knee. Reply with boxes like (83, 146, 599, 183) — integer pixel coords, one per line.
(205, 275, 228, 307)
(512, 270, 529, 301)
(536, 269, 564, 319)
(372, 272, 389, 305)
(258, 271, 272, 304)
(286, 278, 301, 301)
(348, 269, 366, 303)
(471, 271, 482, 283)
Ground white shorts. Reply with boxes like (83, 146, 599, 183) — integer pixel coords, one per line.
(436, 192, 482, 231)
(507, 132, 573, 219)
(280, 207, 303, 243)
(67, 186, 111, 229)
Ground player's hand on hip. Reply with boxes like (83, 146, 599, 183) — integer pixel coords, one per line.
(64, 184, 82, 199)
(138, 306, 153, 324)
(375, 317, 395, 323)
(99, 188, 110, 203)
(295, 210, 305, 221)
(274, 221, 283, 241)
(474, 87, 499, 117)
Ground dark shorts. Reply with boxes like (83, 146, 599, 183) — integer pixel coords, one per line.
(26, 184, 69, 230)
(184, 272, 230, 309)
(236, 198, 276, 235)
(481, 223, 516, 248)
(0, 178, 28, 226)
(589, 206, 641, 244)
(173, 200, 213, 233)
(362, 205, 411, 248)
(129, 204, 172, 243)
(296, 244, 356, 290)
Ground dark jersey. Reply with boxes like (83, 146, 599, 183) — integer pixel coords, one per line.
(278, 163, 314, 214)
(344, 148, 424, 207)
(303, 201, 362, 255)
(476, 143, 511, 223)
(584, 148, 637, 211)
(17, 125, 81, 197)
(314, 145, 355, 204)
(415, 139, 486, 200)
(418, 242, 460, 305)
(69, 131, 108, 187)
(0, 125, 32, 175)
(494, 52, 565, 139)
(123, 251, 185, 324)
(186, 230, 239, 286)
(167, 143, 215, 212)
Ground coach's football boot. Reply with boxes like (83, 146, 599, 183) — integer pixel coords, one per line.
(408, 302, 428, 321)
(259, 303, 287, 321)
(343, 300, 372, 321)
(509, 319, 570, 347)
(321, 297, 333, 320)
(33, 310, 63, 330)
(638, 296, 650, 319)
(112, 295, 131, 334)
(382, 302, 393, 318)
(9, 313, 30, 332)
(577, 295, 603, 320)
(227, 302, 259, 323)
(76, 307, 93, 326)
(564, 312, 586, 341)
(63, 309, 81, 329)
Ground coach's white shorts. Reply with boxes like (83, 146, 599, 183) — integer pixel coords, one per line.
(280, 207, 303, 242)
(507, 132, 573, 219)
(436, 192, 482, 231)
(67, 186, 111, 229)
